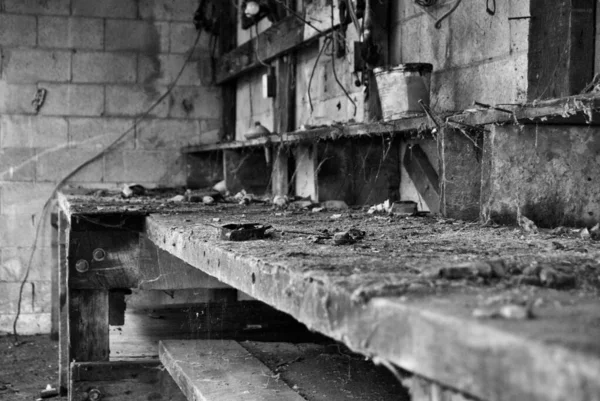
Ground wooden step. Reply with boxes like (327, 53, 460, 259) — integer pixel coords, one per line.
(159, 340, 305, 401)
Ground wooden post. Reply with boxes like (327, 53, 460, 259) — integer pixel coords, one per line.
(57, 211, 69, 395)
(272, 55, 296, 197)
(219, 0, 237, 141)
(294, 144, 317, 201)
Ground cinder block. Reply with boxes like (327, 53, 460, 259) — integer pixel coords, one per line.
(0, 115, 68, 148)
(32, 281, 52, 313)
(0, 14, 37, 47)
(0, 312, 51, 335)
(0, 283, 34, 314)
(105, 19, 169, 53)
(72, 0, 137, 19)
(0, 247, 53, 282)
(0, 182, 55, 216)
(0, 81, 38, 115)
(1, 0, 70, 15)
(432, 53, 527, 112)
(105, 85, 170, 117)
(0, 214, 37, 247)
(2, 49, 70, 84)
(103, 150, 186, 185)
(168, 86, 221, 119)
(136, 119, 199, 149)
(0, 148, 36, 181)
(38, 16, 104, 50)
(35, 147, 104, 182)
(170, 22, 211, 53)
(138, 54, 204, 86)
(72, 52, 137, 83)
(139, 0, 197, 21)
(69, 117, 135, 150)
(39, 84, 104, 116)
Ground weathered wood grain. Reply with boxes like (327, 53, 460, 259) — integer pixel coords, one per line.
(58, 211, 69, 394)
(68, 231, 230, 290)
(159, 340, 305, 401)
(69, 289, 110, 362)
(144, 211, 600, 401)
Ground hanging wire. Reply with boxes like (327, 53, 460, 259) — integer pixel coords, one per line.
(330, 1, 357, 117)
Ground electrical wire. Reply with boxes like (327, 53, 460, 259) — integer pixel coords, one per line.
(11, 29, 204, 344)
(330, 2, 357, 117)
(434, 0, 463, 29)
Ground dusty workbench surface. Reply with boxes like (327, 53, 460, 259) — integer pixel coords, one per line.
(58, 190, 600, 401)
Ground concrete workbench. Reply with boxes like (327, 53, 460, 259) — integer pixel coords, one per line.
(57, 190, 600, 401)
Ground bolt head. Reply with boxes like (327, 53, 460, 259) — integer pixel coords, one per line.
(92, 248, 106, 262)
(88, 388, 102, 400)
(75, 259, 89, 273)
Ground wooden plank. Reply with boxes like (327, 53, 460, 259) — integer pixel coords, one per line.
(272, 55, 295, 197)
(71, 361, 186, 401)
(216, 16, 304, 84)
(243, 341, 408, 401)
(159, 340, 306, 401)
(294, 144, 318, 201)
(219, 0, 237, 142)
(69, 289, 110, 362)
(58, 211, 70, 395)
(51, 212, 59, 340)
(68, 231, 230, 290)
(182, 94, 600, 154)
(403, 143, 440, 211)
(144, 210, 600, 401)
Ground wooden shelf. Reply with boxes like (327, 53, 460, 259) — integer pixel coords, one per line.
(183, 93, 600, 154)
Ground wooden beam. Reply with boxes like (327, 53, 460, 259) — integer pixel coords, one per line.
(216, 16, 304, 84)
(57, 211, 69, 395)
(159, 340, 305, 401)
(271, 55, 295, 197)
(69, 289, 110, 362)
(68, 232, 230, 290)
(294, 144, 317, 201)
(219, 0, 237, 141)
(403, 143, 440, 211)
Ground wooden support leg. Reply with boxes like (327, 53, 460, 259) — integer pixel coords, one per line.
(58, 211, 69, 394)
(294, 144, 317, 201)
(272, 147, 289, 197)
(69, 289, 110, 362)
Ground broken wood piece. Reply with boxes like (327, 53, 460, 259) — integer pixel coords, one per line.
(159, 340, 305, 401)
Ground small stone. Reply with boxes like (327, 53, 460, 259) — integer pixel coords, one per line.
(168, 195, 185, 202)
(518, 215, 538, 233)
(499, 304, 532, 320)
(203, 196, 215, 205)
(272, 195, 289, 209)
(580, 227, 591, 239)
(591, 223, 600, 240)
(330, 214, 343, 220)
(321, 200, 349, 210)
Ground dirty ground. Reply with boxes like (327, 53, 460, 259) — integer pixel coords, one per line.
(0, 335, 66, 401)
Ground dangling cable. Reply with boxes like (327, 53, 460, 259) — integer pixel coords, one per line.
(434, 0, 463, 29)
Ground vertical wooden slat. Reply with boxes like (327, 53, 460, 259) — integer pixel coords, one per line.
(220, 0, 237, 142)
(272, 54, 296, 197)
(50, 212, 59, 340)
(58, 211, 69, 394)
(294, 144, 318, 201)
(69, 289, 110, 362)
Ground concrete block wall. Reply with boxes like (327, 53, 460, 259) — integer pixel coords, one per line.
(0, 0, 221, 334)
(391, 0, 530, 112)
